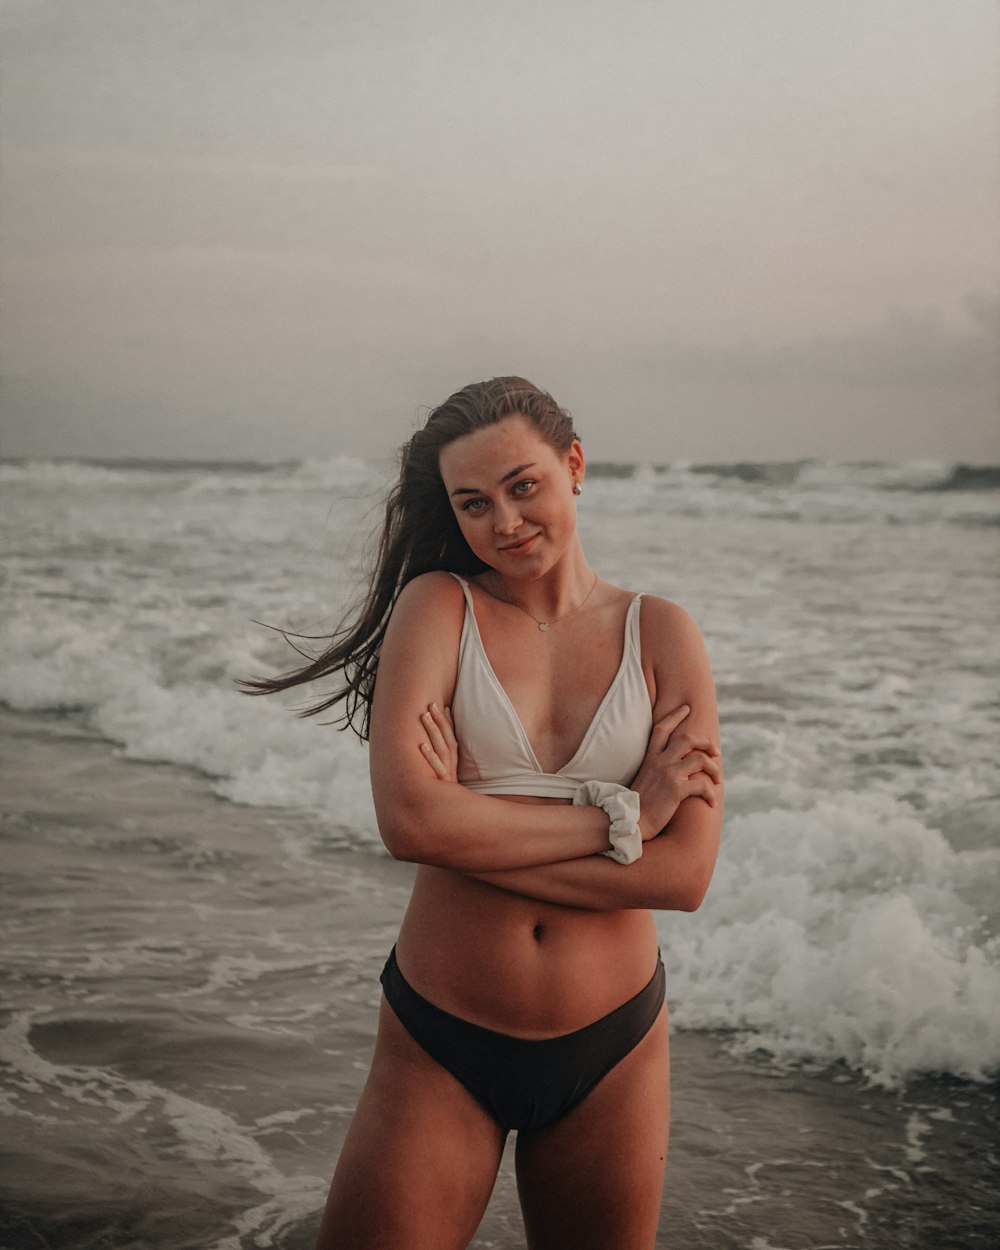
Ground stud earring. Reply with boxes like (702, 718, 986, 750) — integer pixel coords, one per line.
(572, 481, 582, 496)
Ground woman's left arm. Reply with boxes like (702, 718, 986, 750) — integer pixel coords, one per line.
(425, 598, 723, 913)
(469, 797, 719, 911)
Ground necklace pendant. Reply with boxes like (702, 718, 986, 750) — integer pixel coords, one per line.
(538, 621, 549, 632)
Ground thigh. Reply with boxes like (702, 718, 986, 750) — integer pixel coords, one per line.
(315, 998, 506, 1250)
(514, 1003, 670, 1250)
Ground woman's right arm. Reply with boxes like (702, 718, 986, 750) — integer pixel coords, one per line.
(368, 573, 617, 871)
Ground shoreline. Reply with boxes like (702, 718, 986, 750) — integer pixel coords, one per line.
(1, 707, 997, 1249)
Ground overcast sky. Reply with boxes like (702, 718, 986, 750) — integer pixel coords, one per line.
(2, 0, 997, 464)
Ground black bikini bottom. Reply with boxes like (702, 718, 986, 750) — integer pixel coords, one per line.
(379, 946, 665, 1134)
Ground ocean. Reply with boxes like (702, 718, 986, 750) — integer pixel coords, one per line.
(1, 455, 998, 1248)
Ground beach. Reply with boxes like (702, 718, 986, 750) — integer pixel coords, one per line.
(1, 455, 998, 1247)
(1, 709, 997, 1249)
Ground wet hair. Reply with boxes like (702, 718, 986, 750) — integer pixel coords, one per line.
(239, 376, 578, 739)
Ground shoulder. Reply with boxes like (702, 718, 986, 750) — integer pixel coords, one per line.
(637, 594, 712, 676)
(393, 570, 466, 613)
(374, 572, 468, 706)
(383, 571, 467, 642)
(635, 595, 717, 720)
(637, 594, 705, 647)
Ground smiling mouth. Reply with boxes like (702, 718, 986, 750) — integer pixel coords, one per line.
(499, 534, 539, 554)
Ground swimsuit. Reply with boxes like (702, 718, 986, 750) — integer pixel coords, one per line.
(381, 945, 665, 1134)
(449, 573, 652, 796)
(382, 573, 662, 1133)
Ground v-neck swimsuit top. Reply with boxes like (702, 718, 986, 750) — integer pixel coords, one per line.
(448, 573, 653, 798)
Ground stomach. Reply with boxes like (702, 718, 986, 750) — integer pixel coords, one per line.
(394, 795, 660, 1038)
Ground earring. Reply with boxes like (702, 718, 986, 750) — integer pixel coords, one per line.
(572, 481, 582, 496)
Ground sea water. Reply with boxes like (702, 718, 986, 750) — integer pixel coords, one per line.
(1, 455, 998, 1247)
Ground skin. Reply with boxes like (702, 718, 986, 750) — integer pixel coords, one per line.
(315, 415, 723, 1250)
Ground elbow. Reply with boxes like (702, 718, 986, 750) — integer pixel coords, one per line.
(376, 791, 459, 868)
(641, 869, 711, 913)
(375, 793, 428, 864)
(379, 816, 432, 865)
(675, 856, 717, 911)
(666, 802, 721, 912)
(384, 831, 420, 864)
(656, 855, 715, 913)
(675, 878, 710, 912)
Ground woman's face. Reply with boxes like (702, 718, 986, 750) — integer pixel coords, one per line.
(438, 414, 584, 578)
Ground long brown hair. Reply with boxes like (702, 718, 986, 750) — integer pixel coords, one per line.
(239, 376, 578, 740)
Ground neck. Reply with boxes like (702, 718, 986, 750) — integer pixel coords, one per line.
(487, 550, 597, 623)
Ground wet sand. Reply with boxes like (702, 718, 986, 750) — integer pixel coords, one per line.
(1, 710, 997, 1249)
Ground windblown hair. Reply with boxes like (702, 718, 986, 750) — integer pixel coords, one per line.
(239, 377, 578, 740)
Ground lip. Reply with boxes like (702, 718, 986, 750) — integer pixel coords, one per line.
(498, 533, 539, 555)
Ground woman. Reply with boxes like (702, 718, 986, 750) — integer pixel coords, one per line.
(245, 377, 722, 1249)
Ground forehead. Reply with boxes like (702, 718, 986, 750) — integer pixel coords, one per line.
(438, 414, 558, 486)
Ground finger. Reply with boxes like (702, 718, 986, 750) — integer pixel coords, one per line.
(419, 740, 447, 779)
(687, 773, 718, 807)
(432, 705, 459, 773)
(421, 708, 448, 758)
(668, 730, 715, 755)
(665, 740, 721, 772)
(679, 751, 721, 782)
(431, 702, 459, 750)
(678, 734, 720, 757)
(657, 703, 691, 733)
(697, 755, 723, 784)
(650, 704, 690, 747)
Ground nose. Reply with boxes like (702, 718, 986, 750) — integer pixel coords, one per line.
(492, 497, 522, 536)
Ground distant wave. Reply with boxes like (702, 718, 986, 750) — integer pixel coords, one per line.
(681, 460, 1000, 493)
(5, 455, 998, 488)
(927, 463, 1000, 492)
(565, 458, 1000, 494)
(0, 456, 296, 478)
(3, 457, 997, 530)
(686, 460, 810, 486)
(0, 455, 387, 497)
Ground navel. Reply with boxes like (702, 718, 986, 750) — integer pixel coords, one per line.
(532, 922, 544, 942)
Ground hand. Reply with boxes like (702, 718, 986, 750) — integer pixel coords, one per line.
(631, 704, 721, 839)
(418, 702, 459, 783)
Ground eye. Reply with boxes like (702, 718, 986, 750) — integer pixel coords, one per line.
(461, 497, 488, 513)
(512, 478, 537, 496)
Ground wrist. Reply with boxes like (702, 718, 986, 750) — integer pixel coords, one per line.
(573, 781, 642, 865)
(639, 811, 666, 841)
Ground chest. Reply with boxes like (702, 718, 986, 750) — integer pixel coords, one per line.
(471, 606, 634, 774)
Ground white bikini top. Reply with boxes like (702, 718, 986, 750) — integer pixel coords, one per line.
(448, 573, 653, 798)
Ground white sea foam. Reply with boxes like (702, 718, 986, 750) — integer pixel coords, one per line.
(661, 794, 1000, 1086)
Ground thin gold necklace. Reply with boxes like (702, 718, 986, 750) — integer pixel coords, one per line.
(498, 572, 600, 632)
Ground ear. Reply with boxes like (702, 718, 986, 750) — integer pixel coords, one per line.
(567, 438, 585, 483)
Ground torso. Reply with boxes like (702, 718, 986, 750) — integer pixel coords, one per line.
(395, 576, 661, 1038)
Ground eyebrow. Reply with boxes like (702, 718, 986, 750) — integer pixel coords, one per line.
(449, 462, 537, 498)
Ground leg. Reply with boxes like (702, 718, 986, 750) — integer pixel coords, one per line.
(315, 998, 506, 1250)
(514, 1003, 670, 1250)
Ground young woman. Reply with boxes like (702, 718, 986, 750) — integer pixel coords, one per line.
(244, 377, 722, 1249)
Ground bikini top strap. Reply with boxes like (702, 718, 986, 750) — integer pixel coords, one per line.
(628, 592, 644, 656)
(446, 570, 475, 610)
